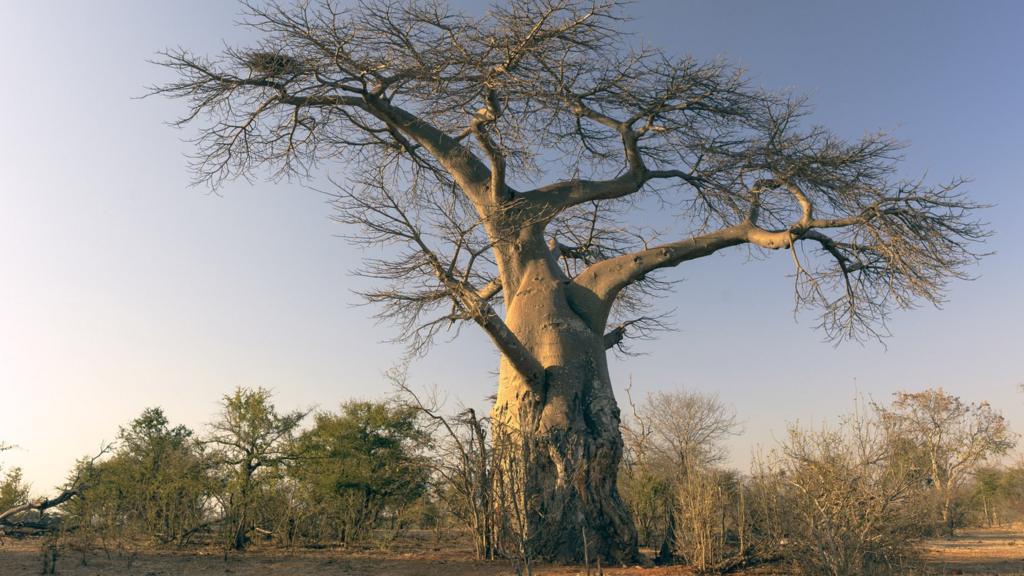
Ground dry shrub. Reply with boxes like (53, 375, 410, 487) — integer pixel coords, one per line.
(756, 407, 924, 575)
(621, 388, 740, 557)
(672, 468, 740, 572)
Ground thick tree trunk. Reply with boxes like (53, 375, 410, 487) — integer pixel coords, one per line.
(491, 257, 637, 564)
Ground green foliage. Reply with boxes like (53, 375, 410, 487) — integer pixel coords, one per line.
(206, 387, 308, 550)
(0, 466, 30, 512)
(207, 388, 308, 472)
(16, 383, 1018, 571)
(289, 401, 431, 544)
(966, 464, 1024, 526)
(64, 407, 213, 546)
(119, 407, 193, 460)
(619, 463, 672, 548)
(876, 389, 1017, 535)
(0, 441, 27, 514)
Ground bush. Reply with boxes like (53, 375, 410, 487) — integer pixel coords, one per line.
(0, 466, 30, 512)
(672, 467, 743, 572)
(756, 409, 925, 576)
(64, 408, 215, 547)
(288, 401, 431, 546)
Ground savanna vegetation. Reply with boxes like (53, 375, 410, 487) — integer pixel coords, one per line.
(2, 385, 1019, 576)
(1, 0, 1004, 574)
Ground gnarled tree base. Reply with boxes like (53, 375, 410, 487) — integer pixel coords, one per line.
(492, 311, 639, 564)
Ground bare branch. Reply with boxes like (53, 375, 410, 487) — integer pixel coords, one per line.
(603, 314, 673, 354)
(0, 444, 112, 529)
(156, 0, 988, 351)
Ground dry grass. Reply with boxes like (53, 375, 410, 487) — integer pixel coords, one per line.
(2, 528, 1023, 575)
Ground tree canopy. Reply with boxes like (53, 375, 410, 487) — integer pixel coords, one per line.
(154, 0, 987, 361)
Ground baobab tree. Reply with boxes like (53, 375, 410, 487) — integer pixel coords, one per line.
(154, 0, 987, 562)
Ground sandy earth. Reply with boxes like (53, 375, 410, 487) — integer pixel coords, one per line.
(0, 542, 691, 576)
(1, 528, 1022, 575)
(919, 528, 1024, 575)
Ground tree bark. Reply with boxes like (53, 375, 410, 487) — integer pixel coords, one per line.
(491, 250, 637, 563)
(233, 467, 254, 550)
(941, 493, 956, 538)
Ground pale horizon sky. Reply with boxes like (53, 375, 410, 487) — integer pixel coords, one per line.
(2, 1, 1022, 493)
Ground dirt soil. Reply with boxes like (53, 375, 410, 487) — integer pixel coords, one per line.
(919, 527, 1024, 575)
(1, 528, 1022, 575)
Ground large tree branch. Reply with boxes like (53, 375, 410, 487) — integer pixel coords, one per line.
(367, 97, 497, 201)
(278, 91, 497, 201)
(575, 224, 751, 322)
(603, 315, 671, 352)
(518, 96, 647, 211)
(352, 183, 542, 385)
(517, 75, 728, 214)
(157, 1, 988, 351)
(521, 168, 704, 214)
(154, 51, 499, 206)
(476, 277, 503, 301)
(0, 489, 81, 527)
(445, 273, 544, 386)
(469, 89, 509, 201)
(574, 204, 888, 328)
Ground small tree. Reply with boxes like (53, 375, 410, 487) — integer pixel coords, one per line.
(671, 467, 743, 572)
(26, 448, 113, 568)
(57, 409, 211, 551)
(0, 447, 27, 522)
(620, 388, 739, 557)
(110, 407, 213, 545)
(630, 390, 739, 472)
(0, 443, 24, 515)
(876, 389, 1016, 536)
(970, 466, 1005, 527)
(999, 465, 1024, 524)
(0, 467, 30, 514)
(206, 387, 308, 550)
(2, 447, 109, 539)
(290, 401, 430, 545)
(618, 462, 671, 550)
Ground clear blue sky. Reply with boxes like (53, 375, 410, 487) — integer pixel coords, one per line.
(1, 1, 1022, 492)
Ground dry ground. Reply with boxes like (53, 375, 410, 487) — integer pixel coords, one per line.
(1, 528, 1022, 575)
(920, 527, 1024, 575)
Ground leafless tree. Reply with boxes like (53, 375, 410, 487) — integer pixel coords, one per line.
(631, 389, 739, 472)
(620, 387, 739, 559)
(392, 371, 498, 560)
(876, 389, 1016, 536)
(154, 0, 987, 561)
